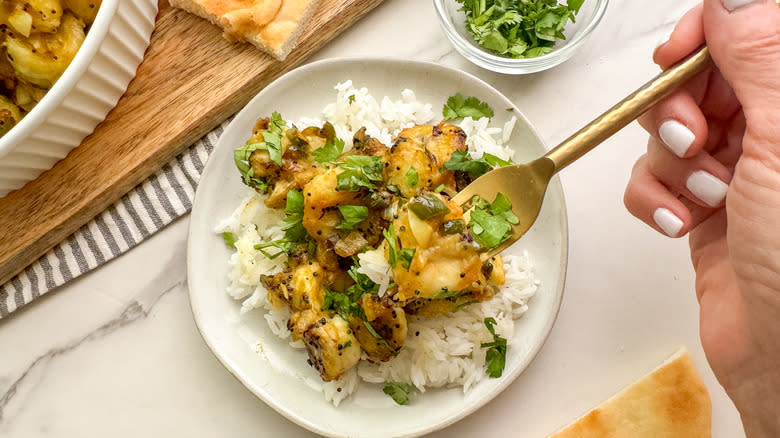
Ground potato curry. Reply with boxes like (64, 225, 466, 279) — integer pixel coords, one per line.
(0, 0, 101, 136)
(233, 113, 517, 382)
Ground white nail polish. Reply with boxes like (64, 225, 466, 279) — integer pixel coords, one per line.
(721, 0, 761, 11)
(686, 171, 729, 207)
(659, 120, 696, 158)
(655, 24, 675, 51)
(653, 208, 684, 237)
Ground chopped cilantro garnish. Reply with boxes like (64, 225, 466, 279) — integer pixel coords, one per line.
(233, 144, 268, 191)
(398, 248, 416, 270)
(383, 224, 415, 270)
(469, 193, 519, 250)
(322, 289, 361, 320)
(363, 320, 398, 354)
(322, 266, 395, 356)
(489, 193, 519, 221)
(455, 0, 584, 59)
(222, 232, 237, 249)
(453, 300, 478, 312)
(383, 223, 399, 268)
(383, 382, 414, 405)
(336, 205, 369, 231)
(348, 94, 356, 104)
(263, 112, 286, 164)
(285, 189, 304, 212)
(347, 262, 379, 295)
(312, 136, 345, 163)
(254, 240, 293, 259)
(406, 167, 419, 188)
(433, 288, 465, 299)
(483, 153, 513, 167)
(443, 93, 494, 121)
(434, 184, 446, 193)
(237, 112, 284, 165)
(481, 317, 507, 378)
(322, 261, 380, 321)
(336, 155, 384, 192)
(253, 190, 308, 259)
(444, 150, 512, 178)
(280, 189, 307, 241)
(444, 150, 491, 176)
(233, 112, 286, 190)
(469, 208, 510, 248)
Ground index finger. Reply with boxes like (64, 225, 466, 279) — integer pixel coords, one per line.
(655, 4, 707, 68)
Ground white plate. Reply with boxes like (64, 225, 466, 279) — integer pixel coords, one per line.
(187, 58, 569, 438)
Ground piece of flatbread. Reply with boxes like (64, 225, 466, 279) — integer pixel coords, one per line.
(169, 0, 322, 60)
(548, 348, 712, 438)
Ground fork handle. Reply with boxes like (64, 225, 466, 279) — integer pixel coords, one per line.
(544, 47, 712, 173)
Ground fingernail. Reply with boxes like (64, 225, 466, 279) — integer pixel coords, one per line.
(686, 171, 729, 207)
(655, 24, 675, 51)
(659, 120, 696, 158)
(653, 208, 684, 237)
(721, 0, 761, 11)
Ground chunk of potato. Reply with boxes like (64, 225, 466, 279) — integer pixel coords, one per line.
(384, 124, 466, 197)
(64, 0, 102, 25)
(26, 0, 64, 34)
(303, 315, 361, 381)
(5, 12, 85, 88)
(0, 95, 22, 136)
(349, 296, 407, 362)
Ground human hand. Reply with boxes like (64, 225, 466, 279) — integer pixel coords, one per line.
(623, 0, 780, 436)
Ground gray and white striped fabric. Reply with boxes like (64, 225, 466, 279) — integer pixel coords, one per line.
(0, 121, 229, 319)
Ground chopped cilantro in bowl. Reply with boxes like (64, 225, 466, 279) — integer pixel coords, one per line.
(456, 0, 585, 59)
(433, 0, 609, 74)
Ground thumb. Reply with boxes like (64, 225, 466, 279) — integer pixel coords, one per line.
(703, 0, 780, 116)
(706, 3, 780, 305)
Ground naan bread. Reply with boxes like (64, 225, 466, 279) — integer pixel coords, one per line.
(549, 348, 712, 438)
(169, 0, 321, 60)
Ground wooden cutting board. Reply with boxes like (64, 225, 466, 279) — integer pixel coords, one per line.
(0, 0, 385, 286)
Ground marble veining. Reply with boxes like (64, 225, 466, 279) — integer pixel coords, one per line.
(0, 269, 185, 428)
(0, 281, 182, 421)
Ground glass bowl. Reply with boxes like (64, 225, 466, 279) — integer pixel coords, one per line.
(434, 0, 609, 74)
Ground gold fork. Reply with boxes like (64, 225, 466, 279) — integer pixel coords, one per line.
(452, 47, 713, 257)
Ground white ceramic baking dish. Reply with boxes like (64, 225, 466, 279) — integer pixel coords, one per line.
(0, 0, 159, 198)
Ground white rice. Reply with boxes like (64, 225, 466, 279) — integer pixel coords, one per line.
(357, 253, 537, 395)
(217, 82, 537, 406)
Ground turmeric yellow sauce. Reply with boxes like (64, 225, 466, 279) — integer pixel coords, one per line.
(0, 0, 101, 136)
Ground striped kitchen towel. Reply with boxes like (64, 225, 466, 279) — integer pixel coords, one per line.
(0, 120, 230, 319)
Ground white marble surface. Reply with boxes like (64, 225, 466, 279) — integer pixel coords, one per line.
(0, 0, 746, 436)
